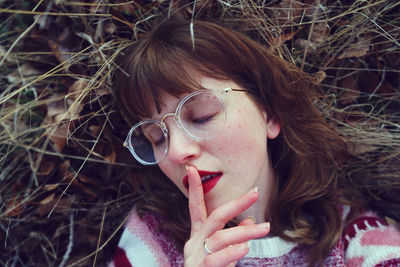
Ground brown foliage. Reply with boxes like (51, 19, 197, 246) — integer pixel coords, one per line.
(0, 0, 399, 266)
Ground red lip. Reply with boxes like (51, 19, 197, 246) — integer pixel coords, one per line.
(182, 170, 222, 194)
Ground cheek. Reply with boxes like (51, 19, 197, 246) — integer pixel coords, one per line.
(216, 130, 257, 152)
(158, 164, 188, 196)
(158, 163, 179, 186)
(216, 121, 268, 165)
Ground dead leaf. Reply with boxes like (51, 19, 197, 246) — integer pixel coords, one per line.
(104, 150, 116, 163)
(72, 180, 97, 197)
(114, 0, 137, 15)
(37, 159, 55, 176)
(41, 89, 82, 152)
(104, 21, 117, 35)
(7, 63, 41, 84)
(337, 75, 360, 104)
(0, 45, 14, 63)
(46, 95, 66, 117)
(58, 160, 71, 179)
(89, 124, 102, 136)
(313, 71, 327, 84)
(77, 173, 101, 186)
(58, 163, 98, 197)
(345, 120, 392, 155)
(40, 193, 55, 205)
(5, 194, 23, 217)
(96, 86, 111, 96)
(65, 79, 86, 117)
(386, 216, 400, 227)
(44, 184, 60, 191)
(311, 23, 329, 45)
(36, 195, 75, 217)
(68, 79, 88, 101)
(271, 29, 301, 49)
(41, 94, 71, 126)
(47, 124, 69, 152)
(270, 0, 304, 25)
(48, 39, 73, 65)
(42, 93, 83, 126)
(296, 39, 317, 51)
(348, 142, 379, 155)
(339, 37, 371, 59)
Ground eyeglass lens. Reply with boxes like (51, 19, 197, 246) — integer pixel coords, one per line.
(129, 91, 226, 164)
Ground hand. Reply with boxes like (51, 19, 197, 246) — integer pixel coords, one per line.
(183, 166, 270, 267)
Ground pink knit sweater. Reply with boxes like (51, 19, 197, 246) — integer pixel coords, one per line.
(110, 207, 400, 266)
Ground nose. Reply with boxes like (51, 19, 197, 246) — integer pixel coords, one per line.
(165, 118, 201, 164)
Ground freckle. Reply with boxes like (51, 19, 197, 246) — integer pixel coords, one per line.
(228, 159, 232, 164)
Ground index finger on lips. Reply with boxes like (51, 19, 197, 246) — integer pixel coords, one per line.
(202, 187, 259, 237)
(187, 165, 207, 234)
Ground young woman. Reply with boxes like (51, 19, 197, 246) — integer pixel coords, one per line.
(110, 16, 400, 266)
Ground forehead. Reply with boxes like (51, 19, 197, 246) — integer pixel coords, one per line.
(146, 76, 241, 118)
(144, 90, 180, 120)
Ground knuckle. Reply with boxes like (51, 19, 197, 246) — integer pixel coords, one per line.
(183, 239, 195, 255)
(183, 243, 190, 255)
(208, 210, 225, 226)
(212, 230, 227, 245)
(188, 201, 197, 211)
(202, 256, 214, 266)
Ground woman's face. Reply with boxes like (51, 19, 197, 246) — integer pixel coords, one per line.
(151, 75, 281, 222)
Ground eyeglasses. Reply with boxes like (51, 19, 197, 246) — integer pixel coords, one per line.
(124, 87, 246, 165)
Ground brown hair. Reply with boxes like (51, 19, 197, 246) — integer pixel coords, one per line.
(113, 16, 352, 265)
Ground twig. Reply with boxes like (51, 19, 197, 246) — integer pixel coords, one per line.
(67, 212, 130, 266)
(0, 16, 40, 66)
(0, 9, 112, 17)
(64, 1, 137, 7)
(11, 246, 19, 267)
(301, 0, 320, 70)
(360, 12, 400, 47)
(32, 0, 44, 12)
(368, 65, 386, 101)
(93, 207, 107, 267)
(59, 212, 74, 267)
(0, 45, 92, 108)
(47, 112, 108, 218)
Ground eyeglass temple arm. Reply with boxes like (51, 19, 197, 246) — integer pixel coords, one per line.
(231, 88, 247, 92)
(223, 87, 247, 93)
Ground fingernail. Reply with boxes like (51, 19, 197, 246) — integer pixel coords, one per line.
(246, 216, 256, 223)
(257, 222, 270, 229)
(248, 187, 258, 195)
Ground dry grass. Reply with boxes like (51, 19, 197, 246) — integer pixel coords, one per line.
(0, 0, 399, 266)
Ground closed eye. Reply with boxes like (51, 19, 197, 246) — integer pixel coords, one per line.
(192, 114, 215, 124)
(153, 135, 166, 147)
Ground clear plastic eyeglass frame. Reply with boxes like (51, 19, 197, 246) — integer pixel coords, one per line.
(124, 87, 246, 165)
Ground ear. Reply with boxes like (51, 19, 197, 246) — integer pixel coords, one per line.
(266, 114, 281, 140)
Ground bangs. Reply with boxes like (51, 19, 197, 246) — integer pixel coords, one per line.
(122, 40, 228, 123)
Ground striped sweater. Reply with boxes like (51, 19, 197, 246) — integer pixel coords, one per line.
(110, 208, 400, 266)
